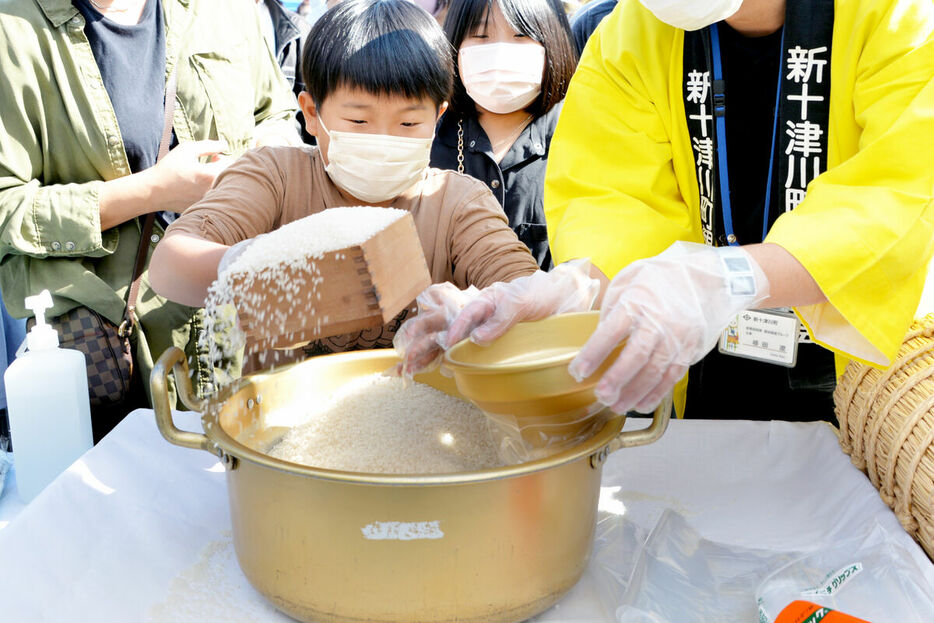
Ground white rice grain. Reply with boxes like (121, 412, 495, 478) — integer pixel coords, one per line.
(200, 207, 407, 390)
(268, 374, 504, 474)
(223, 207, 406, 277)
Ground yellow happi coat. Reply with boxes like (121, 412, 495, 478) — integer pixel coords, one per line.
(546, 0, 934, 376)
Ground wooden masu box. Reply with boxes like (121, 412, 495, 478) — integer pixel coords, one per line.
(232, 213, 431, 354)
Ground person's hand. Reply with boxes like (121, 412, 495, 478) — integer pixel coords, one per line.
(393, 283, 480, 378)
(567, 242, 770, 414)
(393, 260, 599, 378)
(142, 140, 232, 213)
(444, 258, 600, 347)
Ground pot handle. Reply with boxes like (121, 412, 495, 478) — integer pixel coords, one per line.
(594, 392, 672, 464)
(151, 346, 212, 453)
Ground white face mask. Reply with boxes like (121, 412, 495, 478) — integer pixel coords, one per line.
(638, 0, 744, 31)
(318, 116, 433, 204)
(458, 42, 545, 114)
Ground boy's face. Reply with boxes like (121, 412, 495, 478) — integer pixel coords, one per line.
(299, 87, 447, 167)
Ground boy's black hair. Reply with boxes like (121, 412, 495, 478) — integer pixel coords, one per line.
(302, 0, 454, 109)
(443, 0, 577, 119)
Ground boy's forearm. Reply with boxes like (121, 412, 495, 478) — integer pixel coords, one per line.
(150, 233, 227, 307)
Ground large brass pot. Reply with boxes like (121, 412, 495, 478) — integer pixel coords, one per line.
(152, 347, 670, 623)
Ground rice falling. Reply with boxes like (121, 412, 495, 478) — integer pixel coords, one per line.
(199, 207, 408, 390)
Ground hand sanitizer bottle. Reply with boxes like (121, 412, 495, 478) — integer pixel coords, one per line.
(5, 290, 92, 502)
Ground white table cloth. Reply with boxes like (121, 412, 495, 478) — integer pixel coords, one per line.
(0, 410, 931, 622)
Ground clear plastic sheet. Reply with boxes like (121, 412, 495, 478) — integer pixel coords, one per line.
(529, 493, 650, 623)
(614, 510, 802, 622)
(590, 509, 649, 616)
(483, 402, 609, 463)
(601, 509, 934, 623)
(756, 521, 934, 622)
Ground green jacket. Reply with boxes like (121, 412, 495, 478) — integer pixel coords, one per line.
(0, 0, 298, 402)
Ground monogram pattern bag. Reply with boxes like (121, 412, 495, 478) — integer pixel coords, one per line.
(28, 71, 178, 408)
(29, 306, 133, 406)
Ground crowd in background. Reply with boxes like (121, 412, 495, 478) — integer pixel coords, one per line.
(2, 0, 932, 444)
(0, 0, 609, 443)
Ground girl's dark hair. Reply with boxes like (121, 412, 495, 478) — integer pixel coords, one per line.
(442, 0, 577, 118)
(302, 0, 454, 109)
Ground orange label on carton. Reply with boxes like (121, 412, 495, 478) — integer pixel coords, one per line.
(775, 600, 871, 623)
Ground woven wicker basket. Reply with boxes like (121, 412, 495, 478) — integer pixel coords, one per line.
(834, 314, 934, 559)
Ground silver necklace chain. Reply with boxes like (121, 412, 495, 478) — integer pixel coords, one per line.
(457, 118, 466, 174)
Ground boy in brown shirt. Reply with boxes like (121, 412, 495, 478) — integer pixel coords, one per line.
(149, 0, 538, 371)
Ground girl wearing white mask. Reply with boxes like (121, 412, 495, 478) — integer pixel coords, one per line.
(430, 0, 578, 269)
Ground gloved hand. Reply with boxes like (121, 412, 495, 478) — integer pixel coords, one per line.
(393, 259, 600, 377)
(445, 258, 601, 347)
(393, 283, 481, 378)
(568, 242, 770, 414)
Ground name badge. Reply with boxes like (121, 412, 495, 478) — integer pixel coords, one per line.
(718, 309, 799, 367)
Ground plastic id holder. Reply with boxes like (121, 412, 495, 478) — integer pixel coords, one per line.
(718, 308, 799, 368)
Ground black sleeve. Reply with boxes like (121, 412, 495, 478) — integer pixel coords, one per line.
(570, 0, 619, 57)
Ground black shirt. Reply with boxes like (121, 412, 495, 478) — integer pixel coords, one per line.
(74, 0, 165, 174)
(262, 0, 315, 145)
(686, 23, 837, 423)
(262, 0, 308, 96)
(715, 22, 783, 247)
(570, 0, 618, 56)
(431, 105, 562, 270)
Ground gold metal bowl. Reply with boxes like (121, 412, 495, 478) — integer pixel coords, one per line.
(443, 312, 624, 448)
(151, 347, 670, 623)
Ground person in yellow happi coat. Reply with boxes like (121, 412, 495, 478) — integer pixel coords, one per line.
(394, 0, 934, 423)
(542, 0, 934, 420)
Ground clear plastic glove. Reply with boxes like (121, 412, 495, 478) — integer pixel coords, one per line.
(444, 258, 601, 347)
(393, 283, 481, 378)
(568, 242, 769, 414)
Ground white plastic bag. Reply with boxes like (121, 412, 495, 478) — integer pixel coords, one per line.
(756, 520, 934, 623)
(615, 510, 801, 622)
(531, 495, 649, 622)
(606, 509, 934, 623)
(591, 508, 650, 614)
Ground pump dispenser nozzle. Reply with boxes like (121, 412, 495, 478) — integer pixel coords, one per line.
(24, 289, 59, 351)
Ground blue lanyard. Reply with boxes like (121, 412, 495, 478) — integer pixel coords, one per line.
(709, 23, 785, 245)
